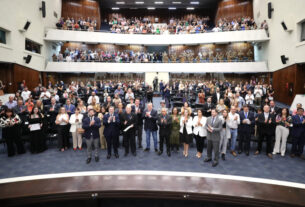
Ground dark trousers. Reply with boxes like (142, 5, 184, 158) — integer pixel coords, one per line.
(257, 133, 273, 154)
(5, 132, 25, 157)
(291, 136, 305, 155)
(136, 124, 143, 147)
(57, 125, 69, 149)
(195, 135, 205, 153)
(159, 133, 170, 153)
(238, 131, 251, 152)
(123, 130, 136, 154)
(106, 134, 119, 155)
(207, 139, 220, 162)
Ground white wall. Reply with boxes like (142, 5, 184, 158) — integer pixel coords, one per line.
(0, 0, 61, 71)
(253, 0, 305, 71)
(145, 72, 169, 88)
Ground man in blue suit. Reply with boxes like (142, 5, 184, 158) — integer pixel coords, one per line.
(103, 106, 120, 159)
(238, 105, 255, 156)
(142, 102, 158, 152)
(64, 99, 75, 115)
(291, 108, 305, 159)
(82, 109, 101, 164)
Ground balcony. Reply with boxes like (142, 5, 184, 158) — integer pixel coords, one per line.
(45, 61, 268, 73)
(44, 29, 269, 45)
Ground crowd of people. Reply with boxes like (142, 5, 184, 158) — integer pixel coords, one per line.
(0, 79, 304, 167)
(56, 17, 98, 32)
(55, 15, 264, 34)
(52, 48, 254, 63)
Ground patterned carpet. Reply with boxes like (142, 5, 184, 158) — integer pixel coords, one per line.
(0, 97, 304, 183)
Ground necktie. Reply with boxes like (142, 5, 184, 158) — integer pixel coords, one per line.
(212, 117, 215, 125)
(300, 116, 303, 122)
(245, 112, 247, 119)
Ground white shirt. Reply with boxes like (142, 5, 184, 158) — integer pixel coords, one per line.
(192, 116, 207, 137)
(245, 94, 254, 105)
(179, 116, 193, 134)
(87, 95, 100, 104)
(40, 91, 51, 100)
(264, 112, 269, 120)
(21, 90, 31, 101)
(227, 112, 240, 129)
(254, 88, 262, 98)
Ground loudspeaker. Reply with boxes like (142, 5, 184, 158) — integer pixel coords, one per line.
(23, 21, 31, 31)
(281, 21, 287, 31)
(40, 1, 46, 18)
(281, 55, 288, 64)
(23, 55, 32, 64)
(268, 2, 274, 19)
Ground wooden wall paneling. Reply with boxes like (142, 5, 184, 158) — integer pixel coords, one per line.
(0, 63, 14, 93)
(62, 0, 101, 30)
(13, 64, 40, 92)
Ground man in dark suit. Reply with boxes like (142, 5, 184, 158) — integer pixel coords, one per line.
(291, 108, 305, 159)
(82, 109, 101, 164)
(269, 100, 279, 115)
(204, 109, 222, 167)
(134, 98, 144, 148)
(46, 97, 60, 130)
(212, 87, 223, 105)
(157, 108, 172, 156)
(103, 106, 120, 159)
(142, 102, 158, 152)
(238, 105, 255, 155)
(121, 104, 137, 157)
(203, 97, 215, 117)
(255, 105, 276, 159)
(64, 99, 75, 115)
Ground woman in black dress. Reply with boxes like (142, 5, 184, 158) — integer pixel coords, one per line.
(179, 110, 193, 157)
(28, 106, 46, 153)
(0, 108, 25, 157)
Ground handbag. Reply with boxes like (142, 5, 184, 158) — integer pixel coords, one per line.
(77, 128, 85, 134)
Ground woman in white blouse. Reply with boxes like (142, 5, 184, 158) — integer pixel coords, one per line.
(69, 108, 84, 150)
(192, 109, 207, 158)
(55, 107, 70, 152)
(180, 110, 193, 157)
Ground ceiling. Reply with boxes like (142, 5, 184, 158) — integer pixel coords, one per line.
(99, 0, 219, 9)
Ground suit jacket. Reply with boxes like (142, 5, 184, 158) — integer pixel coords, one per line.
(291, 115, 305, 138)
(13, 105, 28, 115)
(238, 111, 255, 133)
(212, 92, 223, 105)
(133, 104, 144, 126)
(121, 112, 136, 134)
(257, 113, 276, 136)
(157, 114, 172, 136)
(103, 113, 120, 137)
(205, 116, 222, 141)
(203, 102, 215, 117)
(142, 109, 158, 131)
(82, 115, 101, 139)
(64, 104, 75, 114)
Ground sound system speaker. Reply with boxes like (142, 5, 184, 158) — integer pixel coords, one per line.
(281, 55, 288, 64)
(268, 2, 274, 19)
(23, 21, 31, 31)
(281, 21, 287, 31)
(40, 1, 46, 18)
(24, 55, 32, 64)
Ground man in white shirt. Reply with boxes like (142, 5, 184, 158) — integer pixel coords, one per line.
(254, 85, 263, 106)
(227, 106, 240, 157)
(236, 93, 245, 109)
(87, 91, 100, 105)
(21, 87, 31, 102)
(245, 90, 254, 105)
(40, 87, 51, 104)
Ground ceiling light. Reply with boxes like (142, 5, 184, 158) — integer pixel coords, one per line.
(135, 1, 144, 4)
(147, 7, 155, 10)
(172, 1, 181, 4)
(112, 7, 120, 10)
(169, 7, 176, 10)
(190, 1, 199, 5)
(186, 7, 194, 10)
(116, 1, 125, 4)
(154, 1, 163, 4)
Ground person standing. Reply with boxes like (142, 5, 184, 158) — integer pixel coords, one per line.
(180, 110, 193, 157)
(170, 107, 180, 152)
(255, 105, 276, 159)
(69, 108, 84, 151)
(121, 104, 137, 156)
(192, 109, 207, 158)
(55, 107, 70, 152)
(157, 108, 172, 157)
(98, 106, 107, 149)
(143, 103, 158, 152)
(204, 109, 222, 167)
(273, 108, 291, 157)
(28, 106, 46, 153)
(82, 109, 101, 163)
(103, 106, 120, 159)
(291, 107, 305, 159)
(227, 106, 240, 157)
(219, 109, 230, 160)
(238, 105, 255, 155)
(134, 98, 144, 148)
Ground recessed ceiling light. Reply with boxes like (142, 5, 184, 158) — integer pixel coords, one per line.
(186, 7, 194, 10)
(172, 1, 181, 4)
(112, 7, 120, 10)
(190, 1, 199, 5)
(147, 7, 156, 10)
(116, 1, 125, 4)
(154, 1, 163, 4)
(169, 7, 176, 10)
(135, 1, 144, 4)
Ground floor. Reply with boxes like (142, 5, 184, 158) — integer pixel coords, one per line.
(0, 97, 304, 183)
